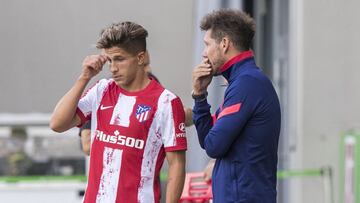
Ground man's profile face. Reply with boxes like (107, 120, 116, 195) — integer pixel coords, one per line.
(202, 30, 226, 75)
(103, 47, 140, 87)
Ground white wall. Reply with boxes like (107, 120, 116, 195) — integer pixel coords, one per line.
(0, 0, 194, 113)
(290, 0, 360, 202)
(0, 0, 214, 182)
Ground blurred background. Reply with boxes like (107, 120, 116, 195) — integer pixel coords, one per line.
(1, 0, 360, 202)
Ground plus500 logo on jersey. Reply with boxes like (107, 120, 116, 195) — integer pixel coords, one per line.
(95, 130, 144, 149)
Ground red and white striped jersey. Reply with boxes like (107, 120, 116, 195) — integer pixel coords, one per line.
(76, 78, 187, 203)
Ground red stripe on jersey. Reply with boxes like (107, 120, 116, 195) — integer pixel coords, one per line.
(217, 103, 242, 120)
(84, 139, 104, 203)
(165, 97, 187, 152)
(76, 107, 88, 127)
(81, 79, 187, 202)
(116, 148, 142, 202)
(154, 148, 166, 203)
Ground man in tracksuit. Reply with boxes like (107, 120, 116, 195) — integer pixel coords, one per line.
(192, 9, 281, 202)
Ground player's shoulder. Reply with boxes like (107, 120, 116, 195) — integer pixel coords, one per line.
(148, 80, 178, 101)
(158, 88, 180, 102)
(92, 78, 115, 92)
(97, 78, 114, 86)
(87, 78, 112, 88)
(233, 72, 266, 89)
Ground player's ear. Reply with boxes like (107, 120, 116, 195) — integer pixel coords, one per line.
(137, 51, 146, 66)
(143, 51, 150, 66)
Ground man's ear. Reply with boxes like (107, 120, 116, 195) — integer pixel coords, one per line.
(143, 51, 150, 66)
(137, 51, 146, 66)
(221, 37, 230, 54)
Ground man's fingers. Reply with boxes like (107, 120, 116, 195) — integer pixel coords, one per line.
(193, 67, 212, 78)
(201, 58, 211, 65)
(199, 62, 211, 68)
(89, 55, 106, 70)
(99, 55, 108, 64)
(194, 62, 212, 76)
(82, 55, 104, 72)
(194, 71, 211, 79)
(195, 67, 212, 74)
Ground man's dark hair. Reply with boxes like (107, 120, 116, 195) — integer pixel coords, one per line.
(96, 21, 148, 55)
(200, 9, 255, 51)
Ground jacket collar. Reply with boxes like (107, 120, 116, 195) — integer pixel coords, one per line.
(219, 50, 254, 73)
(220, 50, 254, 81)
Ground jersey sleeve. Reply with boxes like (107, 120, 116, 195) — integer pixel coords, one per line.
(161, 96, 187, 152)
(76, 79, 109, 126)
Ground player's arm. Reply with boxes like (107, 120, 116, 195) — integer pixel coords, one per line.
(50, 77, 89, 132)
(80, 128, 91, 155)
(50, 55, 107, 132)
(191, 58, 214, 147)
(165, 150, 186, 203)
(161, 96, 187, 202)
(203, 159, 215, 181)
(79, 121, 92, 155)
(184, 107, 194, 127)
(203, 76, 259, 158)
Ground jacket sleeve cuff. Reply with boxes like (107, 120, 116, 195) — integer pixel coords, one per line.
(193, 99, 211, 116)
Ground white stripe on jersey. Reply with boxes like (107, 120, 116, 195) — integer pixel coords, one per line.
(137, 89, 178, 202)
(96, 147, 122, 203)
(78, 79, 112, 145)
(140, 112, 145, 122)
(137, 113, 162, 203)
(78, 79, 111, 119)
(110, 93, 136, 127)
(144, 111, 149, 122)
(158, 90, 177, 148)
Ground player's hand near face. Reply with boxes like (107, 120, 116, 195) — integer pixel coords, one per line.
(192, 58, 213, 95)
(81, 55, 108, 80)
(50, 54, 108, 133)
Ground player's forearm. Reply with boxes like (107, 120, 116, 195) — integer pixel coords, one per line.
(50, 76, 90, 132)
(166, 161, 185, 203)
(81, 129, 91, 155)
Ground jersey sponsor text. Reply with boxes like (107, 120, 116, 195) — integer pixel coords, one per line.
(95, 130, 145, 149)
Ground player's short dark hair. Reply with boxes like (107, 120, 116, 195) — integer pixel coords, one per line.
(96, 21, 148, 55)
(200, 9, 255, 51)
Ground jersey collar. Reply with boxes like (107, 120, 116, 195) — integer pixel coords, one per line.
(219, 50, 254, 74)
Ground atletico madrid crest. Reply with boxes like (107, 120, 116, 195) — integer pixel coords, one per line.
(135, 105, 151, 122)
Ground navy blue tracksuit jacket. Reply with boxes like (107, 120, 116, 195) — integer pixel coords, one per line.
(193, 51, 281, 203)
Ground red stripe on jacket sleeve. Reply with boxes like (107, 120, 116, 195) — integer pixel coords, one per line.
(217, 103, 242, 120)
(212, 113, 217, 125)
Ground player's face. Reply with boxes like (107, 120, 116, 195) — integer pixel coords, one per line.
(202, 30, 226, 76)
(104, 47, 143, 88)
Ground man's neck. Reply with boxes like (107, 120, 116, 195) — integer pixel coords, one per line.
(120, 71, 151, 92)
(224, 49, 243, 63)
(219, 49, 254, 77)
